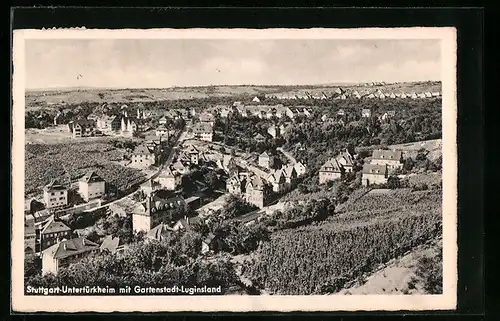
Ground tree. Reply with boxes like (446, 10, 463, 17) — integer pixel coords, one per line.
(24, 254, 42, 279)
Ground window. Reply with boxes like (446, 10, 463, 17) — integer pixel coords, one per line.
(59, 197, 64, 200)
(51, 192, 55, 196)
(61, 191, 64, 195)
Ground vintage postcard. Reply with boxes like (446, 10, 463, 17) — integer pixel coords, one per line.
(12, 27, 457, 312)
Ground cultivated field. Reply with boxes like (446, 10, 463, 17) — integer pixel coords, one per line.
(25, 81, 441, 110)
(25, 141, 145, 196)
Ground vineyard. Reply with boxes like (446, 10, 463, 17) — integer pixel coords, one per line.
(25, 142, 145, 195)
(245, 188, 442, 295)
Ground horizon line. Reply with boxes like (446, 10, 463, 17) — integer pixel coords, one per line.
(26, 80, 441, 92)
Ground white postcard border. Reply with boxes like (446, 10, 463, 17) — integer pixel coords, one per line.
(12, 27, 457, 312)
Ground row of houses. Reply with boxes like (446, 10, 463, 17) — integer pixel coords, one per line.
(225, 152, 307, 208)
(264, 89, 441, 100)
(318, 149, 404, 186)
(203, 104, 314, 121)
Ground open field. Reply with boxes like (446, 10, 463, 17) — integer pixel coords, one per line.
(25, 141, 145, 196)
(25, 81, 441, 109)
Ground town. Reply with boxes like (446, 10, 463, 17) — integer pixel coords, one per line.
(24, 83, 443, 295)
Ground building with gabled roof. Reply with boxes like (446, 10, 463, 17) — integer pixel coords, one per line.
(293, 162, 307, 177)
(267, 169, 286, 193)
(245, 175, 271, 208)
(78, 171, 106, 202)
(258, 151, 275, 169)
(282, 165, 298, 185)
(100, 235, 125, 254)
(43, 179, 68, 209)
(319, 158, 344, 184)
(370, 150, 403, 170)
(361, 108, 372, 118)
(336, 150, 355, 173)
(361, 164, 388, 186)
(42, 237, 99, 275)
(192, 122, 213, 142)
(131, 145, 157, 167)
(157, 167, 182, 191)
(39, 216, 72, 252)
(146, 222, 173, 242)
(226, 173, 247, 195)
(132, 194, 186, 233)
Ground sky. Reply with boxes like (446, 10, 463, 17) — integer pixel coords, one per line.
(25, 39, 441, 89)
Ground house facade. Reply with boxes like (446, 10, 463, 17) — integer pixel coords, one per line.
(361, 164, 388, 186)
(370, 150, 403, 170)
(319, 158, 344, 184)
(78, 171, 106, 202)
(267, 169, 286, 193)
(258, 152, 274, 169)
(192, 123, 213, 142)
(43, 179, 68, 209)
(132, 195, 186, 233)
(293, 162, 307, 177)
(131, 145, 157, 167)
(38, 217, 72, 252)
(42, 238, 99, 275)
(226, 174, 246, 195)
(245, 175, 270, 209)
(361, 109, 372, 118)
(157, 167, 182, 191)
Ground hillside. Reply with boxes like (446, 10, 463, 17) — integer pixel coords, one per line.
(25, 81, 441, 110)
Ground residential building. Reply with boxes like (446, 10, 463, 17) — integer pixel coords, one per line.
(425, 92, 433, 98)
(418, 93, 426, 98)
(201, 233, 216, 254)
(185, 145, 201, 165)
(100, 235, 125, 254)
(78, 171, 106, 202)
(192, 122, 213, 142)
(38, 216, 72, 252)
(361, 164, 388, 186)
(267, 169, 286, 193)
(282, 165, 298, 185)
(337, 109, 346, 117)
(171, 159, 189, 175)
(303, 108, 313, 118)
(68, 119, 99, 138)
(293, 162, 307, 177)
(319, 158, 344, 184)
(131, 145, 157, 167)
(431, 92, 441, 97)
(155, 125, 169, 137)
(43, 179, 68, 209)
(42, 238, 99, 275)
(254, 133, 266, 143)
(245, 175, 270, 209)
(252, 96, 261, 103)
(146, 222, 173, 241)
(267, 124, 281, 139)
(361, 109, 372, 118)
(370, 150, 403, 170)
(258, 152, 274, 169)
(226, 174, 247, 195)
(96, 115, 121, 133)
(285, 107, 296, 119)
(199, 112, 215, 125)
(336, 150, 354, 173)
(140, 179, 162, 196)
(157, 167, 182, 191)
(132, 195, 186, 233)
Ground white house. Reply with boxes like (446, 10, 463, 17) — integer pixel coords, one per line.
(78, 171, 106, 202)
(43, 179, 68, 209)
(42, 238, 99, 275)
(252, 96, 261, 103)
(157, 167, 182, 191)
(361, 164, 388, 186)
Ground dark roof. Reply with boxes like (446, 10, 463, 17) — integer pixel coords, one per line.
(372, 150, 402, 160)
(230, 210, 263, 224)
(133, 145, 155, 155)
(43, 238, 99, 260)
(79, 171, 105, 184)
(362, 164, 388, 175)
(43, 179, 66, 192)
(146, 223, 172, 240)
(41, 217, 71, 235)
(320, 159, 343, 173)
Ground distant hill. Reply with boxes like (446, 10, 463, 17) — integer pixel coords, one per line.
(25, 81, 441, 109)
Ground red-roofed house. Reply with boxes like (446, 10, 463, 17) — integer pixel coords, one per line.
(42, 238, 99, 275)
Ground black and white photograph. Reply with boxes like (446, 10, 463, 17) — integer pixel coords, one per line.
(12, 28, 457, 312)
